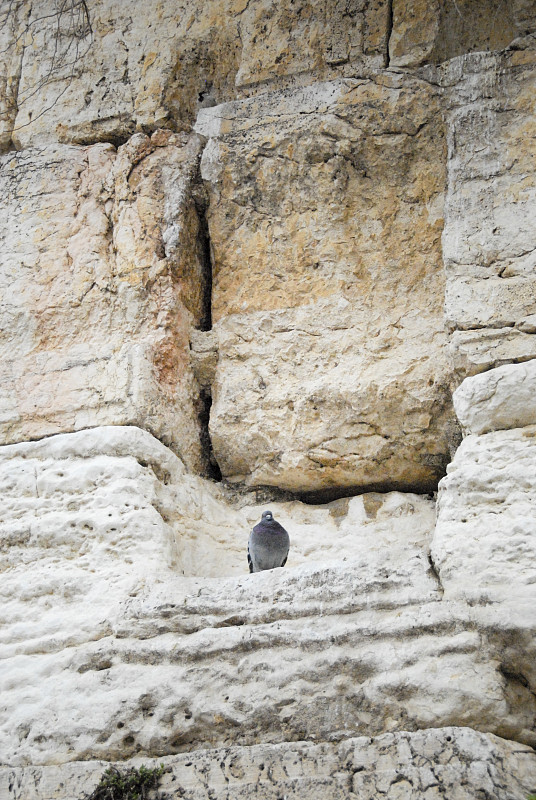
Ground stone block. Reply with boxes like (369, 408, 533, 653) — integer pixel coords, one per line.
(0, 133, 207, 471)
(453, 360, 536, 435)
(197, 75, 453, 493)
(442, 45, 536, 373)
(433, 423, 536, 608)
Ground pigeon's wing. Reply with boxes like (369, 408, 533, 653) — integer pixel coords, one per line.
(280, 536, 290, 567)
(274, 523, 290, 568)
(247, 534, 254, 573)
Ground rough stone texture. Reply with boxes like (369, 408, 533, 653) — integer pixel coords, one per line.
(0, 132, 208, 471)
(2, 1, 536, 795)
(4, 0, 391, 151)
(449, 327, 536, 377)
(433, 362, 536, 645)
(2, 729, 536, 799)
(390, 0, 536, 68)
(197, 75, 454, 494)
(441, 41, 536, 376)
(0, 1, 26, 151)
(232, 0, 390, 91)
(432, 394, 536, 748)
(454, 359, 536, 435)
(433, 422, 536, 608)
(1, 426, 536, 769)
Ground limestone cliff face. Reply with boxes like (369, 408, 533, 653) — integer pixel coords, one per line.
(1, 2, 536, 799)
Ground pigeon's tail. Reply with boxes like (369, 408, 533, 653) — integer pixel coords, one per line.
(247, 549, 254, 573)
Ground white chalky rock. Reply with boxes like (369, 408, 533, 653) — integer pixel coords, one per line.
(2, 426, 536, 766)
(454, 360, 536, 435)
(433, 424, 536, 608)
(2, 728, 536, 800)
(442, 46, 536, 374)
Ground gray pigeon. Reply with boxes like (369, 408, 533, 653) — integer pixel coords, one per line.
(248, 510, 290, 573)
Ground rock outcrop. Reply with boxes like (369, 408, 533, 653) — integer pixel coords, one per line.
(1, 1, 536, 798)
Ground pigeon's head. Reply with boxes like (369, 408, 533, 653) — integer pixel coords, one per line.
(261, 510, 274, 522)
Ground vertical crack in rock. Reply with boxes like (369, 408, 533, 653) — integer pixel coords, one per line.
(384, 0, 394, 68)
(192, 169, 213, 334)
(198, 387, 222, 481)
(191, 158, 221, 481)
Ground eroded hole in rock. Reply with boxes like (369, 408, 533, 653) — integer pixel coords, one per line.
(297, 483, 440, 506)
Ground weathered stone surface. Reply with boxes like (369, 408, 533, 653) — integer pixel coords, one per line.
(0, 1, 26, 151)
(8, 0, 536, 153)
(233, 0, 390, 90)
(433, 423, 536, 607)
(189, 329, 218, 389)
(2, 729, 536, 799)
(0, 132, 208, 470)
(2, 1, 536, 794)
(1, 426, 536, 768)
(449, 328, 536, 377)
(5, 0, 391, 150)
(432, 409, 536, 749)
(196, 75, 453, 493)
(454, 359, 536, 435)
(390, 0, 536, 68)
(441, 42, 536, 374)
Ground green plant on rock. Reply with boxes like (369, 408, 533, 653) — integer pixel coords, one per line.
(84, 764, 166, 800)
(527, 794, 536, 799)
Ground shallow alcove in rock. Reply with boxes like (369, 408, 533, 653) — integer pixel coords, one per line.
(0, 424, 436, 582)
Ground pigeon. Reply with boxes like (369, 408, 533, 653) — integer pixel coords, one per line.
(248, 510, 290, 573)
